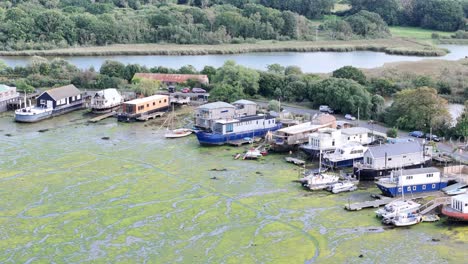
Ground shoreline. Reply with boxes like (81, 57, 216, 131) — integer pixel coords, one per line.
(0, 38, 447, 57)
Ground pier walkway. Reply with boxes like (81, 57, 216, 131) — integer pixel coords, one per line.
(89, 112, 116, 123)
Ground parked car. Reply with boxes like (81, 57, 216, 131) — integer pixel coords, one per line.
(168, 86, 176, 93)
(181, 87, 190, 93)
(344, 114, 356, 120)
(425, 134, 441, 142)
(409, 131, 424, 138)
(319, 105, 330, 112)
(192, 87, 206, 93)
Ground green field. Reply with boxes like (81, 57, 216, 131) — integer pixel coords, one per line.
(390, 26, 454, 40)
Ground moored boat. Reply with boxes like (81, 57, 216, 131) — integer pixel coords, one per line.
(375, 200, 421, 219)
(322, 142, 367, 168)
(389, 212, 422, 227)
(441, 194, 468, 221)
(303, 173, 339, 191)
(165, 128, 192, 138)
(195, 114, 282, 145)
(15, 85, 83, 123)
(90, 88, 124, 114)
(329, 181, 357, 194)
(375, 167, 448, 197)
(117, 94, 169, 122)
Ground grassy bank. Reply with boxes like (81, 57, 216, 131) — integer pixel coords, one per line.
(389, 26, 454, 40)
(0, 38, 447, 57)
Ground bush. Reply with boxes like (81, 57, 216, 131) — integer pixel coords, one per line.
(386, 127, 398, 138)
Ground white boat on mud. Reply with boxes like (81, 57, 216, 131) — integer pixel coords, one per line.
(389, 212, 422, 227)
(329, 181, 357, 194)
(243, 148, 263, 160)
(165, 128, 192, 138)
(375, 200, 421, 219)
(303, 173, 339, 191)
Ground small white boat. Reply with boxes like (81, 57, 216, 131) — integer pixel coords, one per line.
(446, 188, 466, 196)
(164, 128, 192, 138)
(243, 148, 263, 160)
(390, 212, 422, 227)
(375, 200, 421, 219)
(305, 173, 339, 191)
(422, 214, 440, 222)
(330, 181, 357, 194)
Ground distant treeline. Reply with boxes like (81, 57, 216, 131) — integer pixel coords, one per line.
(0, 0, 466, 50)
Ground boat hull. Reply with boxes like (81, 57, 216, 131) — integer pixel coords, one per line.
(196, 124, 282, 145)
(15, 102, 83, 123)
(441, 206, 468, 221)
(353, 161, 432, 181)
(91, 104, 122, 114)
(376, 181, 448, 197)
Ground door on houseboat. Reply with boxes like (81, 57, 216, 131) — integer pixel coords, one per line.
(47, 100, 53, 109)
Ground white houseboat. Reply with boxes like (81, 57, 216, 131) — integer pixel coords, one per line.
(90, 88, 124, 113)
(375, 167, 448, 197)
(353, 142, 432, 180)
(442, 194, 468, 221)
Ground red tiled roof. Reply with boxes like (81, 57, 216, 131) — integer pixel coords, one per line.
(134, 73, 209, 84)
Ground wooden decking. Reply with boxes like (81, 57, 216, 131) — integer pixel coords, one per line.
(89, 112, 116, 123)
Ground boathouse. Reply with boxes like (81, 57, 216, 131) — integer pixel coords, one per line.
(36, 84, 82, 109)
(134, 73, 209, 85)
(0, 84, 19, 112)
(195, 102, 236, 129)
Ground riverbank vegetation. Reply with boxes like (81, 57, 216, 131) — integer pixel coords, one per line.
(0, 0, 464, 54)
(1, 55, 466, 137)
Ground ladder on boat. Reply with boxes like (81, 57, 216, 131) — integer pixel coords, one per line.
(417, 197, 451, 215)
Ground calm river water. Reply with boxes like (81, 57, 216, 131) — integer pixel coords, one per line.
(0, 110, 467, 263)
(1, 45, 467, 73)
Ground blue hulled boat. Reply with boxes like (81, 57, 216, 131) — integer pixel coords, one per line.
(375, 167, 448, 197)
(195, 114, 282, 145)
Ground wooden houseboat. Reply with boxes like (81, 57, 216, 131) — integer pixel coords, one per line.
(117, 94, 169, 122)
(15, 84, 83, 123)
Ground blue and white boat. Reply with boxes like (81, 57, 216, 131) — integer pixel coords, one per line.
(195, 114, 282, 145)
(375, 167, 448, 197)
(321, 142, 367, 168)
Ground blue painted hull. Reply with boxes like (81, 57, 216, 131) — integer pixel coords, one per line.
(322, 157, 363, 168)
(196, 124, 282, 145)
(376, 181, 448, 197)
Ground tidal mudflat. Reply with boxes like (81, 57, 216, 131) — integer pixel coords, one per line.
(0, 111, 466, 263)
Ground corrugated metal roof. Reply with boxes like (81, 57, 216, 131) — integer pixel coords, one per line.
(394, 167, 440, 176)
(124, 94, 168, 105)
(197, 102, 235, 109)
(42, 85, 80, 101)
(232, 99, 257, 105)
(453, 194, 468, 202)
(277, 122, 324, 135)
(368, 142, 422, 158)
(134, 73, 209, 84)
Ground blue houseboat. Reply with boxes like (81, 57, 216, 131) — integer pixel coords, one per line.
(195, 114, 282, 145)
(375, 167, 448, 197)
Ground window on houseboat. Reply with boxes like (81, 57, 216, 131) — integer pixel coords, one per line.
(388, 158, 392, 161)
(213, 123, 223, 133)
(153, 102, 155, 106)
(432, 184, 436, 189)
(407, 186, 411, 191)
(422, 185, 426, 190)
(413, 186, 416, 191)
(226, 123, 234, 133)
(164, 99, 167, 102)
(398, 188, 402, 193)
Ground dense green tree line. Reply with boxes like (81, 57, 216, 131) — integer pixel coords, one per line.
(349, 0, 466, 31)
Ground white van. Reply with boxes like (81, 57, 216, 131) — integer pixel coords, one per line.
(319, 105, 329, 112)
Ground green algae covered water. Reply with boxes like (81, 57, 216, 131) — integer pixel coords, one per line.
(0, 111, 467, 263)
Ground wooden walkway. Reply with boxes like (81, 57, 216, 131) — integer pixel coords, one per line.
(89, 112, 116, 123)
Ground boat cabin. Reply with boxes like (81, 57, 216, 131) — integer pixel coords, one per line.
(306, 128, 343, 152)
(120, 94, 169, 116)
(195, 102, 236, 129)
(91, 88, 123, 110)
(273, 114, 336, 146)
(0, 84, 18, 112)
(37, 84, 82, 109)
(232, 99, 257, 116)
(212, 115, 277, 134)
(449, 194, 468, 214)
(358, 142, 432, 171)
(341, 127, 370, 145)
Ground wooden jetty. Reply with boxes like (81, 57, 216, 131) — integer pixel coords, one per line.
(285, 157, 305, 166)
(228, 137, 261, 147)
(89, 112, 116, 123)
(136, 112, 165, 121)
(345, 191, 446, 211)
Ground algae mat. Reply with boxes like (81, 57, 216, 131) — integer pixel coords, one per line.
(0, 111, 467, 263)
